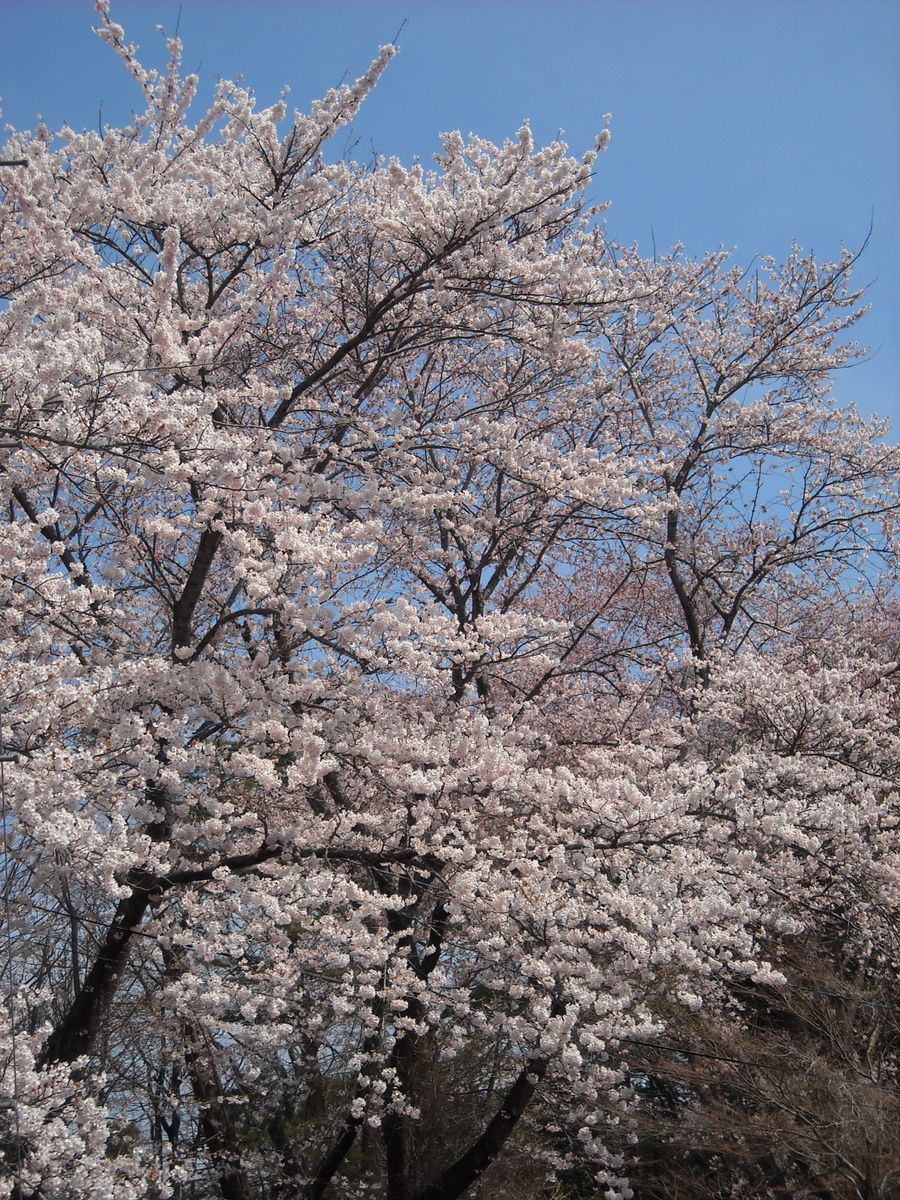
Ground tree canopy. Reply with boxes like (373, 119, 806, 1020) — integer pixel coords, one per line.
(0, 7, 897, 1199)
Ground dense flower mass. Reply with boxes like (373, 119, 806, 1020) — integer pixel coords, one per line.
(0, 6, 897, 1199)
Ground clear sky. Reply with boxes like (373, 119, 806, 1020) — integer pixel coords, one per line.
(1, 0, 897, 426)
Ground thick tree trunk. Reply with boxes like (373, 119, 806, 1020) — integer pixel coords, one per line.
(383, 1017, 424, 1200)
(415, 1054, 550, 1200)
(305, 1120, 362, 1200)
(35, 885, 151, 1069)
(184, 1025, 254, 1200)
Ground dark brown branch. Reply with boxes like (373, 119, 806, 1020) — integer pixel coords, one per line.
(172, 527, 223, 649)
(183, 1023, 254, 1200)
(268, 244, 461, 430)
(415, 1053, 551, 1200)
(304, 1029, 386, 1199)
(192, 606, 275, 658)
(305, 1118, 362, 1200)
(10, 483, 93, 589)
(663, 505, 705, 660)
(35, 885, 152, 1069)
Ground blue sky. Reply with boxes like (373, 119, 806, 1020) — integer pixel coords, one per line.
(1, 0, 897, 426)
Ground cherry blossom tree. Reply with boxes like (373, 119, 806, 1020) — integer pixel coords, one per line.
(0, 6, 897, 1199)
